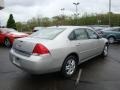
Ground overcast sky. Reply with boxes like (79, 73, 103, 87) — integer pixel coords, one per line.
(0, 0, 120, 25)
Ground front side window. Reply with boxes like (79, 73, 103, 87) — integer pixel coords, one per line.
(86, 29, 98, 39)
(69, 28, 88, 40)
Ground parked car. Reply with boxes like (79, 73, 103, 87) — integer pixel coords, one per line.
(32, 27, 45, 32)
(9, 26, 109, 78)
(0, 28, 28, 47)
(101, 27, 120, 44)
(89, 25, 109, 36)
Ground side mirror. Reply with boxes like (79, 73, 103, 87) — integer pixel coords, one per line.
(97, 35, 102, 39)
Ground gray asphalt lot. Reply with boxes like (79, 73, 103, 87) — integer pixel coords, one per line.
(0, 44, 120, 90)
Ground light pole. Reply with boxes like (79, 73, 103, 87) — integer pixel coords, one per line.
(60, 8, 65, 16)
(109, 0, 111, 27)
(60, 8, 65, 25)
(73, 2, 80, 19)
(73, 2, 80, 25)
(98, 20, 101, 25)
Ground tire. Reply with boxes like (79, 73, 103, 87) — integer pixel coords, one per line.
(4, 38, 11, 47)
(61, 55, 77, 78)
(108, 37, 115, 44)
(101, 45, 108, 57)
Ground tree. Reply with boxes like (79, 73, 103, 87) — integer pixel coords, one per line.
(7, 14, 17, 29)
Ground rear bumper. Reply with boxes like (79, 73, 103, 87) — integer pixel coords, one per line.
(9, 49, 60, 74)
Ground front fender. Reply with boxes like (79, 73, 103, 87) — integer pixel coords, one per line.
(101, 38, 109, 46)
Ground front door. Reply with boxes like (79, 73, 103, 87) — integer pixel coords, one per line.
(69, 28, 93, 62)
(86, 29, 100, 56)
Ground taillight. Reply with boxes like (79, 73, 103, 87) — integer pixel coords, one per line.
(32, 44, 49, 55)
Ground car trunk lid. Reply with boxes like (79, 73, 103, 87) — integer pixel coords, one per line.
(13, 37, 51, 55)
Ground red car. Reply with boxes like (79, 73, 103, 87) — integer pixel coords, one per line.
(0, 28, 28, 47)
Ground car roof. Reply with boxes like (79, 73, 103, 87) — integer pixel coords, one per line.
(34, 27, 45, 29)
(48, 26, 93, 30)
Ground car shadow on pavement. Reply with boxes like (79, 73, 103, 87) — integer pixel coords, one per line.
(78, 55, 106, 68)
(1, 43, 118, 90)
(0, 44, 11, 49)
(12, 72, 76, 90)
(11, 55, 107, 90)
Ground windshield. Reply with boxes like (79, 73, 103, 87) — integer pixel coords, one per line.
(30, 28, 65, 40)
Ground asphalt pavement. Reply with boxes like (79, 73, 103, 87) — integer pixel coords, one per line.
(0, 44, 120, 90)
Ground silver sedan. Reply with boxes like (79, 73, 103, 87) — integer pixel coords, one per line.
(9, 26, 109, 78)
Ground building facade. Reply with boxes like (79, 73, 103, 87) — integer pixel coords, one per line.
(0, 0, 4, 10)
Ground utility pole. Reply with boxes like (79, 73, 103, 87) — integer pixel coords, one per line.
(109, 0, 111, 27)
(73, 2, 79, 25)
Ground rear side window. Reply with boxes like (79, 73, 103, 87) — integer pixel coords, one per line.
(69, 28, 88, 40)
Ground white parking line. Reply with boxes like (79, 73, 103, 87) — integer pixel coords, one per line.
(75, 69, 82, 85)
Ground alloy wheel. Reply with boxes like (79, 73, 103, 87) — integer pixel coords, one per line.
(108, 37, 115, 44)
(103, 46, 108, 56)
(65, 59, 76, 76)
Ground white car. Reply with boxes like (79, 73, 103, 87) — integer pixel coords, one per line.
(10, 26, 109, 78)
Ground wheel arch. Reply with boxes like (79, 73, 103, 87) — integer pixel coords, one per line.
(64, 52, 79, 65)
(105, 42, 109, 46)
(107, 35, 116, 40)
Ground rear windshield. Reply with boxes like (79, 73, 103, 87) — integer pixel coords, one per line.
(30, 28, 65, 40)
